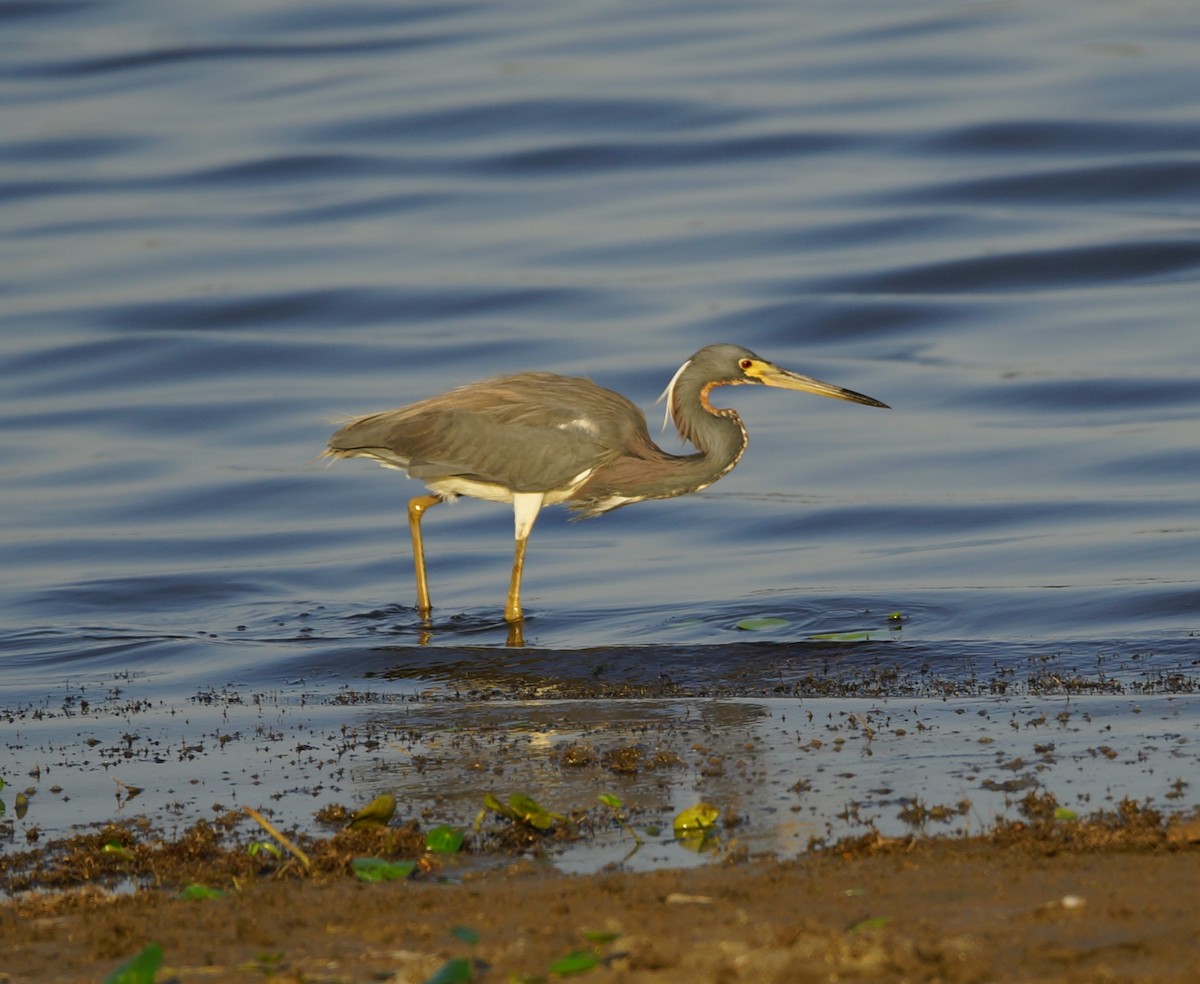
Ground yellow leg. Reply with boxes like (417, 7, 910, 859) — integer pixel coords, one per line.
(407, 494, 442, 617)
(504, 535, 529, 624)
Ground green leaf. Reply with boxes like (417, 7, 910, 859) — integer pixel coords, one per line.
(101, 840, 135, 860)
(1054, 807, 1078, 821)
(449, 925, 480, 945)
(549, 949, 601, 975)
(15, 791, 29, 819)
(598, 793, 623, 809)
(247, 840, 282, 859)
(673, 803, 719, 834)
(348, 792, 397, 829)
(507, 793, 562, 830)
(102, 942, 163, 984)
(848, 916, 890, 933)
(423, 957, 473, 984)
(350, 857, 416, 883)
(426, 825, 465, 854)
(735, 617, 789, 631)
(178, 884, 226, 900)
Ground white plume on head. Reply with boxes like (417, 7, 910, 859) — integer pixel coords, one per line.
(656, 356, 692, 435)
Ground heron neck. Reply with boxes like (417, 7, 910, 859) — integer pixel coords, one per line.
(672, 407, 748, 491)
(669, 370, 748, 463)
(572, 399, 748, 514)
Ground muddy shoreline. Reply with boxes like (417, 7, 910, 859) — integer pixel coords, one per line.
(5, 802, 1200, 983)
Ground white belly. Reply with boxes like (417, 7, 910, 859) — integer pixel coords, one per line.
(426, 469, 595, 508)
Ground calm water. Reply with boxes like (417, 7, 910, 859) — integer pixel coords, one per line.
(2, 1, 1198, 846)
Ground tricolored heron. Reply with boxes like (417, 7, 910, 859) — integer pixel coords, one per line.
(326, 343, 887, 625)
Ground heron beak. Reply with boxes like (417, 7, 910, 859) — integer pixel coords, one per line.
(753, 363, 889, 409)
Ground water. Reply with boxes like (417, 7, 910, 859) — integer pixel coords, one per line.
(2, 0, 1198, 854)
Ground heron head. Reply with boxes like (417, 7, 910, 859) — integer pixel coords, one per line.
(661, 344, 888, 428)
(737, 354, 889, 409)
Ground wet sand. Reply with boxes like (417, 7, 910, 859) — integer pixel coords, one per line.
(5, 810, 1200, 983)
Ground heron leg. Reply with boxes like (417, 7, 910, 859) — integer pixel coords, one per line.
(504, 534, 529, 623)
(505, 492, 544, 624)
(407, 494, 442, 616)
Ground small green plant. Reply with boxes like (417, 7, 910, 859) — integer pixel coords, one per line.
(247, 839, 282, 859)
(426, 824, 465, 854)
(848, 916, 890, 934)
(423, 956, 473, 983)
(348, 792, 397, 829)
(350, 857, 416, 883)
(546, 929, 623, 978)
(598, 793, 644, 847)
(548, 950, 600, 975)
(101, 840, 135, 861)
(178, 884, 227, 900)
(480, 792, 564, 831)
(449, 925, 480, 945)
(102, 942, 163, 984)
(423, 925, 481, 983)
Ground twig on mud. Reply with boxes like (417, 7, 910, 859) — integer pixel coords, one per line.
(242, 805, 312, 871)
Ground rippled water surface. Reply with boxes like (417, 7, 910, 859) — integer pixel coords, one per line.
(2, 1, 1198, 848)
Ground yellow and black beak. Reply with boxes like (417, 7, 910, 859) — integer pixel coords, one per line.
(746, 360, 889, 409)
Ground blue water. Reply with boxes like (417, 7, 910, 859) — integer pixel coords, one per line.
(2, 1, 1198, 846)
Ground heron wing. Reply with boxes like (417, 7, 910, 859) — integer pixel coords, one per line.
(404, 409, 611, 491)
(329, 373, 650, 494)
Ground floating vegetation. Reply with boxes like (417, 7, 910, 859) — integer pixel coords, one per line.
(735, 617, 789, 631)
(807, 629, 877, 642)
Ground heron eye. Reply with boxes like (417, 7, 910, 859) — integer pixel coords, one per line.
(739, 359, 753, 370)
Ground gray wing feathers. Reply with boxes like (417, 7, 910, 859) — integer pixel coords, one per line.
(328, 372, 649, 493)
